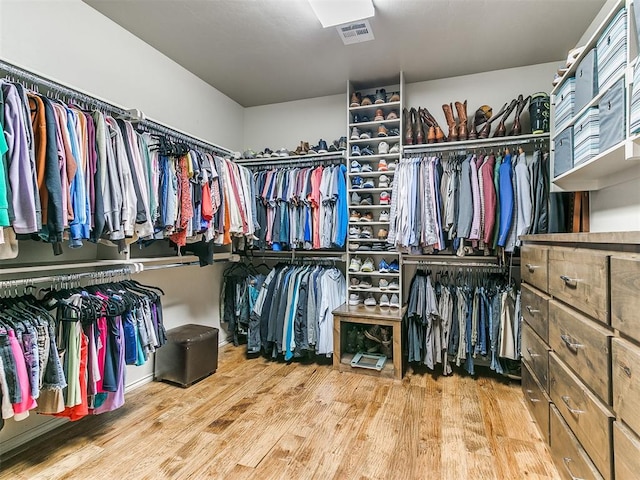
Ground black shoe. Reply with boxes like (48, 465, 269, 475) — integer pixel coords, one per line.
(338, 136, 347, 150)
(375, 88, 387, 104)
(318, 139, 328, 153)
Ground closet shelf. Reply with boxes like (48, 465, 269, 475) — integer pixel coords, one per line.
(348, 170, 396, 178)
(349, 153, 401, 161)
(0, 260, 132, 276)
(348, 287, 401, 294)
(235, 150, 345, 166)
(402, 133, 550, 155)
(402, 254, 503, 267)
(349, 101, 401, 113)
(552, 135, 640, 191)
(349, 135, 401, 145)
(348, 188, 391, 194)
(349, 205, 390, 210)
(347, 271, 400, 277)
(349, 221, 389, 226)
(349, 119, 401, 129)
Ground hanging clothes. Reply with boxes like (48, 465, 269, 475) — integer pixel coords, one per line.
(405, 268, 521, 376)
(0, 278, 165, 423)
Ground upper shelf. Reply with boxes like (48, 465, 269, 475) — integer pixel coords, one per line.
(550, 0, 626, 96)
(349, 101, 402, 113)
(552, 134, 640, 191)
(403, 133, 550, 154)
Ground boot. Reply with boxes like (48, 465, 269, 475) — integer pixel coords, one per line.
(421, 108, 442, 143)
(478, 102, 508, 139)
(455, 100, 468, 140)
(509, 94, 530, 136)
(411, 107, 424, 144)
(403, 108, 413, 145)
(442, 103, 458, 142)
(493, 98, 518, 137)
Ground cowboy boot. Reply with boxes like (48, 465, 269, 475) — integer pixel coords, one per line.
(403, 108, 413, 145)
(422, 108, 444, 143)
(493, 98, 518, 137)
(478, 102, 508, 139)
(469, 122, 478, 140)
(509, 94, 530, 136)
(455, 100, 468, 140)
(418, 108, 435, 143)
(412, 107, 425, 144)
(442, 103, 458, 142)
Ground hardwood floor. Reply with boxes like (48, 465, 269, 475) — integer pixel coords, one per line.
(0, 345, 560, 479)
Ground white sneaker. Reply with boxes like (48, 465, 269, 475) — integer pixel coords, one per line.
(360, 257, 375, 272)
(379, 279, 389, 290)
(388, 161, 397, 170)
(379, 210, 390, 222)
(390, 293, 400, 308)
(349, 293, 362, 306)
(379, 294, 390, 307)
(364, 294, 377, 307)
(378, 141, 389, 154)
(350, 160, 362, 172)
(348, 257, 363, 272)
(378, 175, 390, 188)
(389, 143, 400, 154)
(388, 280, 399, 290)
(349, 226, 361, 238)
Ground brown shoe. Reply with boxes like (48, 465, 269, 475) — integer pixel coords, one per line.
(442, 103, 458, 142)
(389, 92, 400, 102)
(377, 228, 388, 240)
(377, 124, 388, 137)
(350, 91, 361, 107)
(455, 101, 468, 140)
(403, 108, 413, 145)
(361, 95, 373, 106)
(386, 110, 398, 120)
(374, 108, 384, 121)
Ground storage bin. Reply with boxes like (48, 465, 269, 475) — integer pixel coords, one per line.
(574, 48, 598, 113)
(597, 8, 627, 91)
(554, 77, 575, 132)
(154, 324, 219, 387)
(599, 78, 626, 152)
(573, 107, 599, 166)
(554, 126, 574, 177)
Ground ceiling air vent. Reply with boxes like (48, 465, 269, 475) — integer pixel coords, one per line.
(336, 19, 374, 45)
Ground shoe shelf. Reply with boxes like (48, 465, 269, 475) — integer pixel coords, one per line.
(402, 133, 550, 155)
(348, 286, 401, 294)
(348, 271, 400, 277)
(348, 221, 389, 226)
(349, 251, 401, 257)
(348, 188, 391, 194)
(348, 153, 400, 161)
(348, 171, 396, 178)
(349, 119, 401, 129)
(349, 205, 390, 210)
(350, 135, 401, 145)
(238, 150, 346, 165)
(349, 100, 402, 113)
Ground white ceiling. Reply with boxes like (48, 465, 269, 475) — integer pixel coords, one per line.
(83, 0, 607, 107)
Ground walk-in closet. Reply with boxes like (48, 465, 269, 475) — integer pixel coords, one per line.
(1, 1, 639, 479)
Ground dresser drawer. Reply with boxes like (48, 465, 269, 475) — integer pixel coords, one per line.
(522, 245, 549, 293)
(550, 405, 604, 480)
(522, 323, 550, 392)
(549, 300, 612, 405)
(612, 338, 640, 437)
(521, 284, 550, 343)
(522, 362, 550, 444)
(549, 353, 614, 480)
(613, 421, 640, 480)
(611, 256, 640, 341)
(549, 248, 609, 324)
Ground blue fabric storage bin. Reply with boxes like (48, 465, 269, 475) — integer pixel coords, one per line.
(597, 8, 627, 91)
(555, 77, 575, 132)
(554, 126, 574, 177)
(598, 78, 626, 152)
(573, 107, 600, 166)
(575, 49, 598, 113)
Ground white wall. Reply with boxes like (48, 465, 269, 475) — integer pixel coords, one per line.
(0, 0, 244, 152)
(0, 0, 237, 455)
(243, 93, 346, 153)
(590, 178, 640, 232)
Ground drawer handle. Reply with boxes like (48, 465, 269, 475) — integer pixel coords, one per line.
(525, 306, 540, 315)
(526, 347, 540, 358)
(562, 457, 585, 480)
(525, 389, 541, 403)
(525, 263, 539, 272)
(561, 395, 585, 415)
(621, 364, 632, 378)
(560, 334, 584, 352)
(560, 275, 579, 288)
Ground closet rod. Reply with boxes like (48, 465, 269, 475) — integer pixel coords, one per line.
(236, 151, 345, 168)
(402, 260, 505, 269)
(141, 261, 201, 271)
(0, 58, 234, 157)
(0, 266, 133, 290)
(402, 133, 550, 155)
(247, 253, 347, 263)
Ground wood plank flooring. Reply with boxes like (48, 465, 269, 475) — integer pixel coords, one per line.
(0, 345, 560, 479)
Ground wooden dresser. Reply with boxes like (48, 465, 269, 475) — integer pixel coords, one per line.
(520, 232, 640, 480)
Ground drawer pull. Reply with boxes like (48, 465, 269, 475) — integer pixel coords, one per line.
(525, 306, 540, 315)
(525, 263, 539, 272)
(561, 395, 585, 415)
(560, 334, 584, 352)
(560, 275, 579, 288)
(621, 364, 632, 378)
(525, 388, 541, 403)
(526, 347, 540, 358)
(562, 457, 585, 480)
